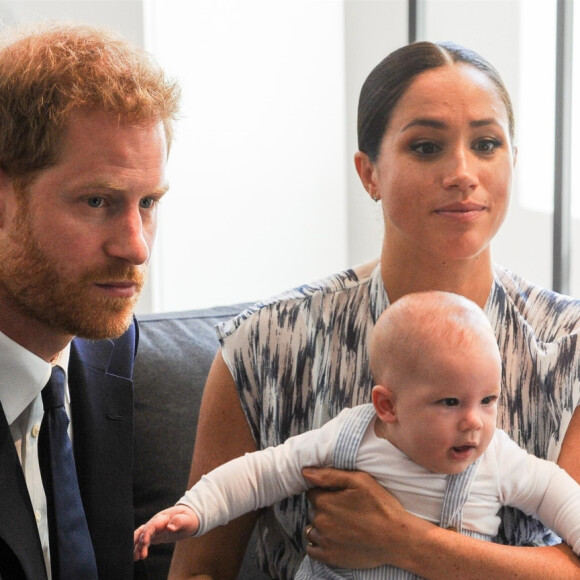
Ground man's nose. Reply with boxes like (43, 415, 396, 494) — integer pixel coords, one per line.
(104, 207, 151, 265)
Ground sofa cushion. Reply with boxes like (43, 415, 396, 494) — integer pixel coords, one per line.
(132, 304, 271, 579)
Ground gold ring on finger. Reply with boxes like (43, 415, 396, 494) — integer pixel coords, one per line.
(305, 524, 316, 547)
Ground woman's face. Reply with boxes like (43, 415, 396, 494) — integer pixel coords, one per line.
(359, 63, 515, 263)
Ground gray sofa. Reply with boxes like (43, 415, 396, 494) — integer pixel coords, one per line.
(132, 304, 271, 579)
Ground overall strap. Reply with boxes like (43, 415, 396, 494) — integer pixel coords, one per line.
(439, 458, 481, 532)
(332, 404, 377, 470)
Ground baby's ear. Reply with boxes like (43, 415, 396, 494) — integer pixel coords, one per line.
(372, 384, 397, 423)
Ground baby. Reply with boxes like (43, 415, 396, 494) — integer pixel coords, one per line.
(134, 291, 580, 578)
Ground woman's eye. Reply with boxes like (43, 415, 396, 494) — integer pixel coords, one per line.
(411, 142, 441, 155)
(87, 196, 104, 208)
(474, 138, 501, 154)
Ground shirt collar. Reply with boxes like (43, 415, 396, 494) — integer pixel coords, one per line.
(0, 331, 71, 425)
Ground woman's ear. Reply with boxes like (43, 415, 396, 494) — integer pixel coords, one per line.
(354, 151, 379, 202)
(372, 384, 397, 423)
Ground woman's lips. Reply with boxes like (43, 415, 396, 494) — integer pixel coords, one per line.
(435, 201, 487, 221)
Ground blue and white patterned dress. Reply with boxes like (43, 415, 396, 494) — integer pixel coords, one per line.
(217, 260, 580, 580)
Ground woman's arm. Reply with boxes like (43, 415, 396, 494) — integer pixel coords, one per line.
(303, 409, 580, 579)
(168, 350, 259, 580)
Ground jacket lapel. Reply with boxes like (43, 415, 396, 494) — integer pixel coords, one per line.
(68, 320, 137, 580)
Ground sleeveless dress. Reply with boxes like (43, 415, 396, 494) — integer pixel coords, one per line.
(218, 260, 580, 579)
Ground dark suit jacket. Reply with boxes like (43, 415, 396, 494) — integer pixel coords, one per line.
(0, 321, 138, 579)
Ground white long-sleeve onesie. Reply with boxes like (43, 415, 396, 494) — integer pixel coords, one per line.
(179, 405, 580, 554)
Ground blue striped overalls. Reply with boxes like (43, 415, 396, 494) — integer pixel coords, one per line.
(295, 404, 490, 579)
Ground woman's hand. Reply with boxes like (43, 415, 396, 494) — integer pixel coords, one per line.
(303, 466, 415, 570)
(304, 465, 580, 579)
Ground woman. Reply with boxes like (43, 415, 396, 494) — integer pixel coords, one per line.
(170, 42, 580, 579)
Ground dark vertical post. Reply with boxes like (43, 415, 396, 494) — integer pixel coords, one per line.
(553, 0, 573, 293)
(408, 0, 424, 43)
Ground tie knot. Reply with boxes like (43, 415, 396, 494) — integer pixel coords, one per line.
(41, 366, 66, 410)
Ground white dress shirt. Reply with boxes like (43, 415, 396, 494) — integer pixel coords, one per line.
(0, 330, 71, 580)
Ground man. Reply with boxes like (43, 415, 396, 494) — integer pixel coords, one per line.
(0, 23, 180, 579)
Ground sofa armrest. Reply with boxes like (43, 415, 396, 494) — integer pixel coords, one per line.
(132, 304, 270, 579)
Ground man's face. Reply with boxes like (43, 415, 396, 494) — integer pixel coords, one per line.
(0, 109, 168, 340)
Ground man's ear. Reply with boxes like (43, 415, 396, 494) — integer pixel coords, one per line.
(372, 384, 397, 423)
(0, 168, 19, 230)
(0, 168, 9, 228)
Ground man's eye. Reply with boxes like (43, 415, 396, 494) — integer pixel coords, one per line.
(140, 197, 155, 209)
(87, 196, 104, 208)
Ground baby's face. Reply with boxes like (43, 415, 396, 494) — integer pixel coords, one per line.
(387, 337, 501, 474)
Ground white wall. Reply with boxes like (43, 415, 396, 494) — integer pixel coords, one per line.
(144, 0, 348, 311)
(343, 0, 408, 267)
(0, 0, 143, 44)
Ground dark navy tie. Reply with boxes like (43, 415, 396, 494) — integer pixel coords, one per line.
(38, 366, 98, 580)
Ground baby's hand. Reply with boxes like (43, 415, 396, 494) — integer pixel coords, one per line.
(133, 505, 200, 561)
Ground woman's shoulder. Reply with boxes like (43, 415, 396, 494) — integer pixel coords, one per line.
(217, 259, 380, 340)
(492, 265, 580, 336)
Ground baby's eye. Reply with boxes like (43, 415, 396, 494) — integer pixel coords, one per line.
(441, 398, 459, 407)
(411, 141, 441, 156)
(481, 395, 498, 405)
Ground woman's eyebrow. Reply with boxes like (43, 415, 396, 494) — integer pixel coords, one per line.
(401, 117, 501, 133)
(470, 118, 501, 129)
(401, 118, 446, 132)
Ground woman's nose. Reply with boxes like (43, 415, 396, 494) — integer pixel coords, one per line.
(442, 148, 479, 194)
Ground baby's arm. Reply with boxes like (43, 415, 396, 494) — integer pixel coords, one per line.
(178, 409, 343, 536)
(134, 409, 343, 561)
(133, 505, 200, 561)
(533, 464, 580, 554)
(497, 430, 580, 554)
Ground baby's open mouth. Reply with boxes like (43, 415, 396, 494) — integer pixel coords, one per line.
(453, 445, 474, 452)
